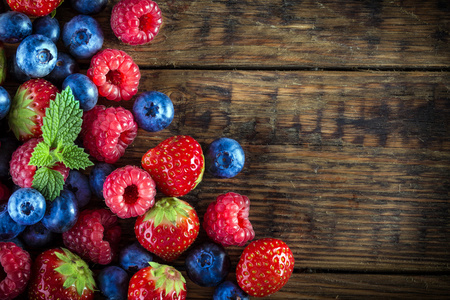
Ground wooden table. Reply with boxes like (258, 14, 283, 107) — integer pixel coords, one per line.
(3, 0, 450, 299)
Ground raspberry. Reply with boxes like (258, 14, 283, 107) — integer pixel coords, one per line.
(9, 138, 69, 188)
(0, 242, 31, 300)
(203, 192, 255, 247)
(103, 165, 156, 219)
(111, 0, 162, 45)
(62, 209, 121, 265)
(87, 48, 140, 101)
(82, 105, 138, 163)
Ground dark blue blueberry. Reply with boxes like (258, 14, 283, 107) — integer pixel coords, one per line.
(62, 15, 104, 60)
(213, 281, 249, 300)
(21, 221, 54, 248)
(7, 53, 31, 82)
(45, 52, 79, 86)
(33, 15, 60, 44)
(185, 242, 231, 287)
(119, 242, 153, 274)
(89, 163, 115, 199)
(0, 203, 25, 240)
(0, 136, 19, 179)
(0, 86, 10, 120)
(64, 170, 92, 208)
(97, 266, 129, 300)
(8, 188, 46, 226)
(132, 91, 174, 132)
(62, 73, 98, 111)
(70, 0, 108, 15)
(0, 11, 32, 44)
(41, 190, 79, 233)
(206, 137, 245, 179)
(16, 34, 57, 78)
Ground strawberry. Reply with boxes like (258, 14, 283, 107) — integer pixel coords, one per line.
(236, 238, 295, 297)
(28, 247, 96, 300)
(8, 78, 59, 142)
(141, 135, 205, 197)
(6, 0, 63, 17)
(135, 197, 199, 262)
(128, 262, 186, 300)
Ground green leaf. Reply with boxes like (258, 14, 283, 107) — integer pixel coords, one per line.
(55, 264, 75, 276)
(60, 144, 93, 170)
(63, 276, 77, 289)
(32, 167, 65, 201)
(76, 277, 86, 296)
(29, 141, 52, 167)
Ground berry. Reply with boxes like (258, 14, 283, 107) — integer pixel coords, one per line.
(0, 11, 32, 43)
(0, 242, 31, 299)
(206, 137, 245, 178)
(111, 0, 162, 45)
(28, 247, 96, 299)
(0, 204, 25, 240)
(7, 52, 30, 82)
(62, 14, 104, 59)
(8, 78, 59, 141)
(87, 48, 140, 101)
(0, 136, 19, 179)
(41, 190, 79, 233)
(62, 208, 121, 265)
(62, 73, 98, 111)
(203, 192, 254, 247)
(98, 266, 129, 300)
(128, 262, 186, 300)
(133, 91, 174, 132)
(70, 0, 108, 14)
(89, 162, 115, 198)
(141, 135, 205, 197)
(119, 241, 153, 274)
(82, 105, 138, 163)
(135, 197, 200, 262)
(21, 221, 54, 248)
(16, 34, 57, 78)
(0, 182, 11, 202)
(236, 238, 295, 297)
(103, 165, 156, 219)
(185, 242, 230, 287)
(213, 281, 249, 300)
(0, 86, 10, 120)
(45, 51, 79, 86)
(6, 0, 63, 17)
(64, 170, 92, 208)
(9, 138, 69, 188)
(7, 187, 46, 225)
(32, 15, 60, 43)
(0, 42, 6, 84)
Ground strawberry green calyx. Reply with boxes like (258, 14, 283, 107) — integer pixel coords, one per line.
(8, 88, 39, 140)
(193, 157, 205, 189)
(143, 197, 191, 227)
(149, 262, 186, 297)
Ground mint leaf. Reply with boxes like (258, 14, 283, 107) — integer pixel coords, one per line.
(32, 167, 65, 201)
(29, 141, 52, 167)
(61, 144, 93, 170)
(42, 86, 82, 148)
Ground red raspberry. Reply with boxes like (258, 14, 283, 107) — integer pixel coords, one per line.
(203, 192, 255, 247)
(103, 165, 156, 218)
(0, 242, 31, 300)
(87, 48, 140, 101)
(111, 0, 162, 45)
(9, 138, 69, 188)
(62, 209, 121, 265)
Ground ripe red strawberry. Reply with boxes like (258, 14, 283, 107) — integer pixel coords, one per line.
(128, 262, 186, 300)
(111, 0, 162, 45)
(135, 197, 199, 262)
(103, 165, 156, 218)
(87, 48, 140, 101)
(62, 209, 121, 265)
(28, 247, 96, 300)
(6, 0, 63, 16)
(141, 135, 205, 197)
(8, 78, 59, 141)
(236, 238, 295, 297)
(0, 242, 31, 300)
(203, 192, 255, 247)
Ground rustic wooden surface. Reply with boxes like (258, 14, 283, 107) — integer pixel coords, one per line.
(2, 0, 450, 299)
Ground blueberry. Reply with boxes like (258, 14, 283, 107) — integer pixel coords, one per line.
(41, 190, 79, 233)
(0, 11, 32, 44)
(97, 266, 129, 300)
(0, 136, 19, 179)
(119, 242, 153, 274)
(132, 91, 174, 132)
(33, 15, 60, 44)
(185, 242, 231, 287)
(64, 170, 92, 208)
(21, 221, 54, 248)
(45, 52, 79, 86)
(70, 0, 108, 15)
(205, 137, 245, 179)
(16, 34, 57, 78)
(7, 53, 31, 82)
(213, 281, 249, 300)
(62, 73, 98, 111)
(0, 86, 10, 120)
(62, 15, 104, 59)
(89, 163, 115, 198)
(0, 203, 25, 241)
(8, 188, 46, 226)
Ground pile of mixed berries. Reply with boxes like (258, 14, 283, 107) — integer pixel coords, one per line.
(0, 0, 295, 299)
